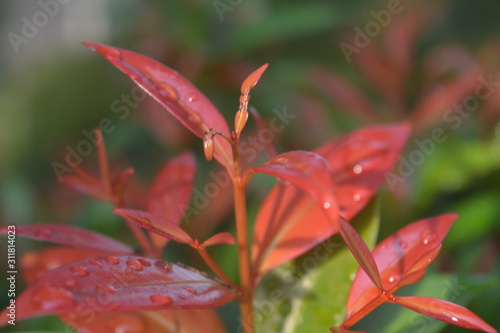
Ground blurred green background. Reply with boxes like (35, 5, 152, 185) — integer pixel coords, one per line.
(0, 0, 499, 332)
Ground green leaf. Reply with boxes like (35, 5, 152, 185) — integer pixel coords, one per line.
(282, 196, 380, 332)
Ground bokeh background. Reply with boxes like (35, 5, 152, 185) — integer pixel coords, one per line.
(1, 0, 499, 332)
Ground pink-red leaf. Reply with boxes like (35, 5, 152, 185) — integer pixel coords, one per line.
(114, 208, 194, 246)
(346, 213, 457, 320)
(393, 296, 497, 333)
(0, 255, 238, 326)
(245, 150, 337, 205)
(338, 216, 382, 290)
(252, 124, 410, 279)
(20, 247, 227, 333)
(0, 224, 133, 254)
(146, 152, 196, 249)
(201, 232, 236, 248)
(84, 42, 233, 170)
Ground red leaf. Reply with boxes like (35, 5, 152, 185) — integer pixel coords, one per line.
(411, 66, 482, 133)
(21, 247, 103, 283)
(241, 64, 268, 93)
(0, 255, 238, 326)
(312, 69, 381, 122)
(252, 124, 410, 279)
(146, 152, 196, 250)
(114, 208, 194, 246)
(110, 168, 134, 203)
(394, 296, 497, 333)
(20, 248, 226, 332)
(346, 213, 457, 320)
(245, 150, 337, 205)
(201, 232, 236, 248)
(61, 172, 109, 202)
(84, 42, 233, 171)
(338, 217, 382, 290)
(0, 224, 133, 254)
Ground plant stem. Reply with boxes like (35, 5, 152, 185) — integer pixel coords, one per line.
(232, 139, 254, 333)
(197, 247, 240, 291)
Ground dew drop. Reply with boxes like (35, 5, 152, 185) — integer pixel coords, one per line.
(65, 279, 77, 287)
(399, 240, 409, 249)
(138, 258, 151, 267)
(89, 260, 103, 268)
(35, 229, 51, 238)
(388, 276, 397, 283)
(157, 83, 179, 101)
(150, 294, 173, 306)
(183, 287, 198, 295)
(274, 157, 289, 165)
(126, 259, 143, 271)
(103, 48, 122, 61)
(105, 256, 120, 265)
(125, 268, 133, 274)
(349, 272, 356, 281)
(104, 285, 117, 294)
(353, 193, 361, 201)
(421, 230, 437, 245)
(70, 266, 89, 277)
(353, 164, 363, 174)
(106, 313, 146, 333)
(451, 316, 459, 322)
(32, 288, 75, 311)
(155, 260, 173, 273)
(188, 94, 199, 102)
(323, 202, 331, 209)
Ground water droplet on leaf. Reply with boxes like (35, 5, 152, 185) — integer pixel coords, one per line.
(421, 230, 437, 245)
(149, 294, 173, 306)
(353, 193, 361, 201)
(138, 258, 151, 267)
(32, 288, 75, 311)
(188, 94, 198, 102)
(105, 256, 120, 265)
(353, 164, 363, 174)
(89, 260, 103, 268)
(155, 260, 173, 273)
(65, 279, 77, 287)
(70, 266, 89, 277)
(399, 240, 408, 249)
(183, 287, 198, 295)
(126, 259, 143, 271)
(104, 48, 122, 61)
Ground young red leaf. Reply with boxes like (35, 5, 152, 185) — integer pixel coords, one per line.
(241, 63, 268, 94)
(346, 213, 457, 320)
(146, 152, 196, 250)
(245, 150, 337, 205)
(0, 224, 133, 254)
(252, 124, 410, 279)
(83, 42, 233, 171)
(110, 167, 134, 204)
(338, 216, 382, 290)
(113, 208, 194, 246)
(61, 171, 109, 202)
(0, 255, 238, 326)
(201, 232, 236, 248)
(393, 296, 497, 333)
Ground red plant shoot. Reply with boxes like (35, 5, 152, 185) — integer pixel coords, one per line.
(0, 42, 496, 333)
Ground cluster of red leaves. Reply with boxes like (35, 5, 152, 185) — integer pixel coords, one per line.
(0, 42, 496, 333)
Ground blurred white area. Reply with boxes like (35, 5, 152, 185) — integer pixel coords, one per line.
(1, 0, 111, 69)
